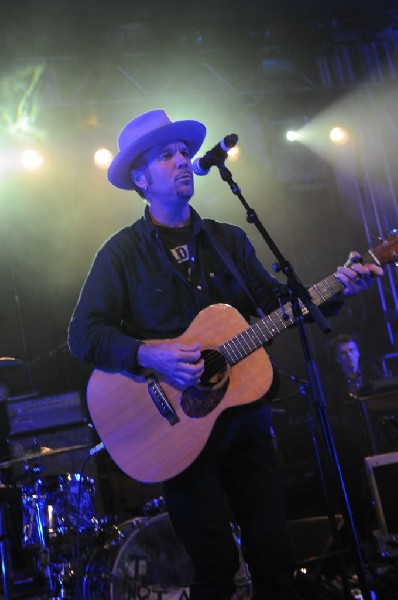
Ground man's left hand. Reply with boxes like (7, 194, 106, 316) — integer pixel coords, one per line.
(337, 251, 384, 296)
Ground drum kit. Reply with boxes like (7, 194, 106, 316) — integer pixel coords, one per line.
(1, 458, 252, 599)
(0, 360, 252, 600)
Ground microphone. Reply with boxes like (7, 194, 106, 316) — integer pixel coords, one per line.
(192, 133, 238, 175)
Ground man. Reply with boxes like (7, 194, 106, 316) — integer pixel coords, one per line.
(330, 333, 382, 397)
(324, 334, 383, 538)
(68, 109, 383, 599)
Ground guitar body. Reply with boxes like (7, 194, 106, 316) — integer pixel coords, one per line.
(87, 304, 273, 483)
(86, 232, 398, 483)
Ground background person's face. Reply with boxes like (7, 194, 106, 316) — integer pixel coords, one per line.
(335, 341, 360, 375)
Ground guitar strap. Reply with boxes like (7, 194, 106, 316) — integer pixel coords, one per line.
(203, 223, 266, 318)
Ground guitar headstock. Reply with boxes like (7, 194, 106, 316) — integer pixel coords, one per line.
(367, 231, 398, 266)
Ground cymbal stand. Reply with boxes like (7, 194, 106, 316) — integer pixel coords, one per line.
(0, 391, 14, 599)
(0, 487, 13, 599)
(23, 465, 56, 598)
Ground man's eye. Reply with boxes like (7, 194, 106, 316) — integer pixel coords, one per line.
(160, 153, 172, 160)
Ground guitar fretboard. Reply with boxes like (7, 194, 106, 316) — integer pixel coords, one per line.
(220, 273, 344, 366)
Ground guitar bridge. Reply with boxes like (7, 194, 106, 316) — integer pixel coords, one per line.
(146, 373, 180, 426)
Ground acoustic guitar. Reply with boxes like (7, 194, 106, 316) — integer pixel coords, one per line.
(87, 234, 398, 483)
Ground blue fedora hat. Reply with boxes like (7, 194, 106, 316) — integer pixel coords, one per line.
(108, 109, 206, 190)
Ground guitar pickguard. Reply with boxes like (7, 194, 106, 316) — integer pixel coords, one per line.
(181, 378, 230, 418)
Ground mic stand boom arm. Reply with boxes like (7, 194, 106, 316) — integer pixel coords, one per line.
(216, 161, 374, 600)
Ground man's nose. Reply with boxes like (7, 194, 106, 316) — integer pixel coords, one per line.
(175, 152, 189, 166)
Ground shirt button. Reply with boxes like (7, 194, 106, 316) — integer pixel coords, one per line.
(191, 256, 195, 262)
(196, 285, 202, 290)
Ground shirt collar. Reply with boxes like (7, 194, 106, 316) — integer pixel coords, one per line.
(142, 205, 206, 238)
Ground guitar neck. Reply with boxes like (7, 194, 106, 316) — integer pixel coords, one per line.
(220, 247, 382, 366)
(220, 272, 343, 366)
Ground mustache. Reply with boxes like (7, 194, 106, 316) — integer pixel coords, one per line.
(176, 170, 193, 180)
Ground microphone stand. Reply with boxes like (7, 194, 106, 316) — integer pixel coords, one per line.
(215, 160, 374, 600)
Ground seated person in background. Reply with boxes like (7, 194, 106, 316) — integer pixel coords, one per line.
(323, 333, 383, 538)
(328, 333, 383, 398)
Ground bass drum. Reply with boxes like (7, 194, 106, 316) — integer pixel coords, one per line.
(82, 512, 193, 599)
(83, 512, 252, 599)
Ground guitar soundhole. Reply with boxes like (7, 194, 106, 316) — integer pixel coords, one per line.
(200, 349, 228, 387)
(180, 349, 230, 419)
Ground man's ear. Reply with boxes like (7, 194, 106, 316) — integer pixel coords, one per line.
(131, 169, 147, 191)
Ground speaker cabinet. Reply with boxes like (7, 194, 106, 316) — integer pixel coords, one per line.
(365, 452, 398, 535)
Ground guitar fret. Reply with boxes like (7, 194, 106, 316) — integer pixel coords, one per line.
(320, 277, 337, 296)
(234, 335, 251, 356)
(275, 307, 292, 329)
(268, 315, 282, 335)
(220, 343, 236, 365)
(241, 330, 260, 352)
(252, 321, 272, 344)
(260, 317, 277, 339)
(226, 334, 253, 363)
(222, 341, 241, 364)
(324, 277, 336, 294)
(332, 273, 344, 293)
(251, 326, 265, 346)
(312, 283, 326, 303)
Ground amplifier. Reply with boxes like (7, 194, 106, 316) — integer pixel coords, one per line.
(365, 452, 398, 557)
(6, 390, 86, 435)
(364, 452, 398, 537)
(360, 390, 398, 454)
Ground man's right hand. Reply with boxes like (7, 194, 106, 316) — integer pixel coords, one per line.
(137, 341, 204, 388)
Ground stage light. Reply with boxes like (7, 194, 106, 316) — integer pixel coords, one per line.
(329, 126, 349, 145)
(20, 149, 44, 171)
(94, 148, 113, 169)
(286, 130, 300, 142)
(227, 145, 240, 161)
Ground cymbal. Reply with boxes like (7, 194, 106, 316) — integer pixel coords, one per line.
(0, 444, 89, 469)
(0, 357, 24, 371)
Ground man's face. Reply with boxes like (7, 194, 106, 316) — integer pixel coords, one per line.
(136, 140, 194, 204)
(335, 341, 360, 375)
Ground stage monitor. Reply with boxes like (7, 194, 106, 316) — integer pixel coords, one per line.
(364, 452, 398, 556)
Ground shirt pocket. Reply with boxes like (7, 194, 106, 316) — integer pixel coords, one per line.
(127, 277, 192, 336)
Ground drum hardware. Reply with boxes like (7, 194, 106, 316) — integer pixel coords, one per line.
(82, 512, 193, 599)
(0, 444, 90, 470)
(0, 357, 24, 371)
(19, 467, 99, 600)
(1, 484, 255, 599)
(0, 434, 97, 600)
(19, 464, 59, 598)
(0, 485, 17, 600)
(81, 509, 253, 600)
(143, 495, 167, 516)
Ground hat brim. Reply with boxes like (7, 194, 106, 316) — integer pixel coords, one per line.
(108, 120, 206, 190)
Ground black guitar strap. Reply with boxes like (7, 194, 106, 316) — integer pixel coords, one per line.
(203, 223, 266, 319)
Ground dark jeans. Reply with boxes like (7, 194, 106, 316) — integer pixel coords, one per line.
(163, 402, 300, 600)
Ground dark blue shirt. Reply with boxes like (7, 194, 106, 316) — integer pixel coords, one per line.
(68, 206, 341, 375)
